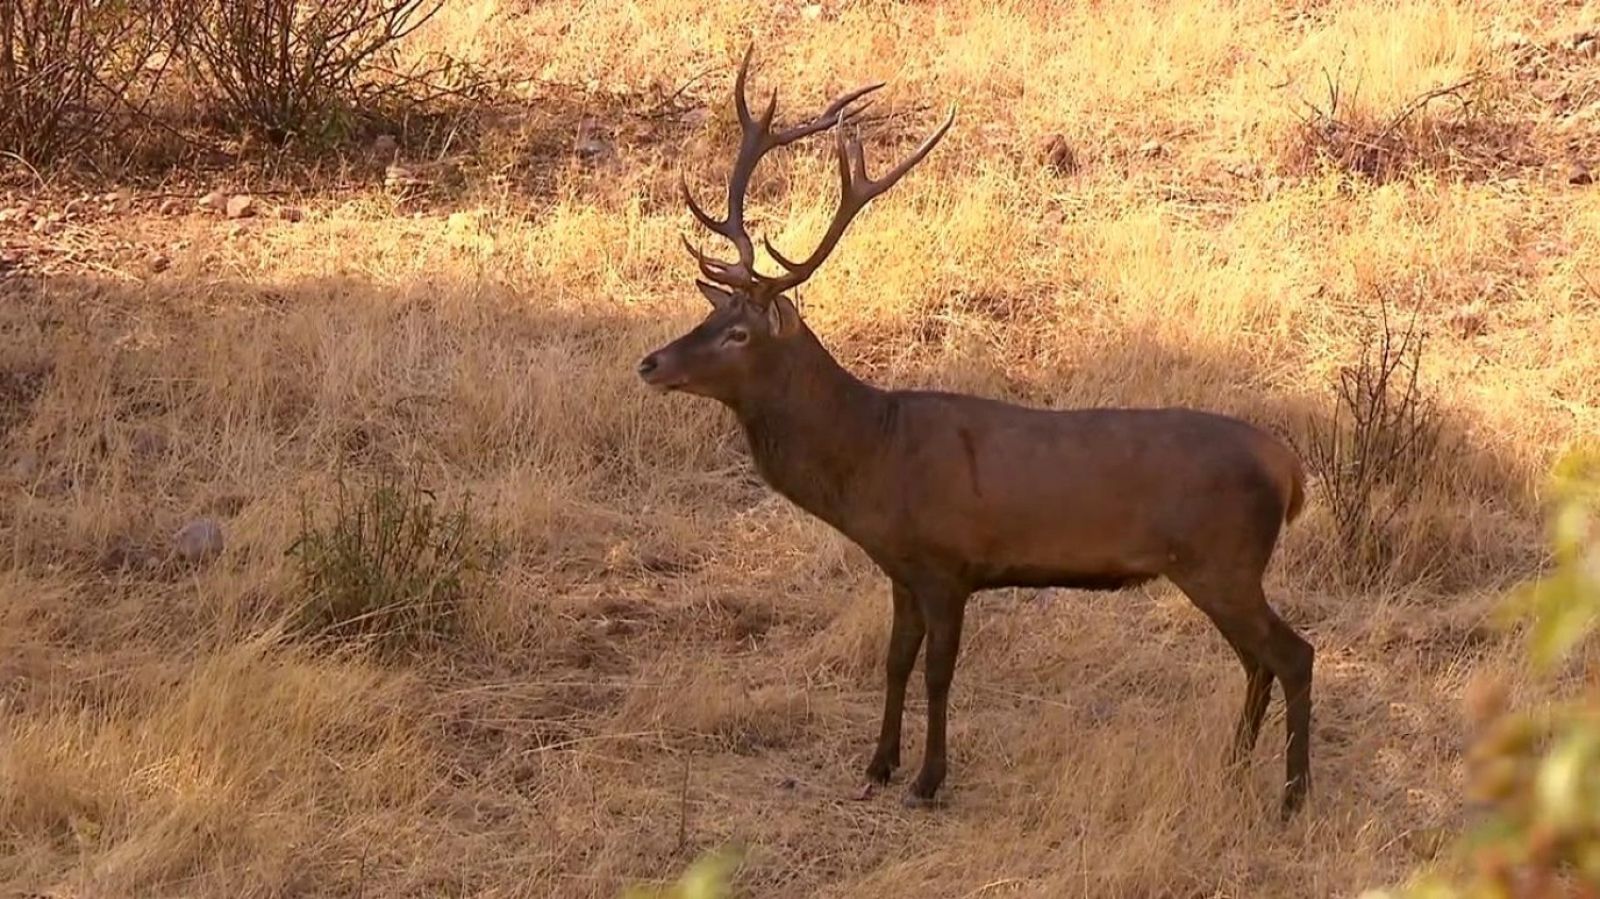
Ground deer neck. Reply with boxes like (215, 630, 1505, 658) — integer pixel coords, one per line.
(731, 329, 891, 520)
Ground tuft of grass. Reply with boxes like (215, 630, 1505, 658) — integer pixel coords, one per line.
(287, 467, 495, 654)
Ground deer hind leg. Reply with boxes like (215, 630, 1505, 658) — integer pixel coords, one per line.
(906, 586, 969, 806)
(1220, 636, 1275, 771)
(1173, 571, 1314, 819)
(867, 581, 926, 785)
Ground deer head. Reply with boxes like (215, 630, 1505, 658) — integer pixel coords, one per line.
(637, 47, 954, 404)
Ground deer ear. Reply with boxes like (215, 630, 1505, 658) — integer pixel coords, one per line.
(695, 280, 737, 309)
(766, 294, 801, 338)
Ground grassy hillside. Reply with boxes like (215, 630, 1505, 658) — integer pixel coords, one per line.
(3, 0, 1599, 895)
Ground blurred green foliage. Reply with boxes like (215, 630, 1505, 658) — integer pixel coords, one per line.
(1365, 446, 1600, 899)
(622, 847, 743, 899)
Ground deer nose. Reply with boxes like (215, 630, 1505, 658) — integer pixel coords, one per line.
(637, 354, 660, 378)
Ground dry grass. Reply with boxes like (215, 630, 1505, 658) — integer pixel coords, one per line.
(3, 0, 1600, 896)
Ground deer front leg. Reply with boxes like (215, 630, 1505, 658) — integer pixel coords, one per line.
(906, 589, 968, 806)
(866, 581, 925, 784)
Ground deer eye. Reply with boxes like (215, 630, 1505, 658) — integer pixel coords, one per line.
(723, 327, 750, 345)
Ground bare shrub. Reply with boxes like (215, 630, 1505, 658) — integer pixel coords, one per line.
(1304, 294, 1446, 587)
(0, 0, 175, 164)
(288, 468, 496, 654)
(183, 0, 444, 142)
(1291, 59, 1483, 181)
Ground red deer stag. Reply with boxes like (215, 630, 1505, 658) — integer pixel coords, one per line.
(637, 48, 1314, 818)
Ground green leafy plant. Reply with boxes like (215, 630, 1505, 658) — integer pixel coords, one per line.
(1364, 446, 1600, 899)
(288, 467, 494, 654)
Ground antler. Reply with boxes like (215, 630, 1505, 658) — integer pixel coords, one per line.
(756, 106, 955, 297)
(683, 46, 953, 300)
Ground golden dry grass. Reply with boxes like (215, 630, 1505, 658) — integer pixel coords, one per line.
(4, 0, 1600, 896)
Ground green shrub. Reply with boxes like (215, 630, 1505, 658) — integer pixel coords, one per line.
(1364, 446, 1600, 898)
(288, 468, 494, 654)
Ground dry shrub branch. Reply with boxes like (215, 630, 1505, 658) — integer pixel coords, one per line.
(181, 0, 445, 142)
(0, 0, 175, 164)
(1293, 59, 1482, 180)
(1305, 293, 1447, 586)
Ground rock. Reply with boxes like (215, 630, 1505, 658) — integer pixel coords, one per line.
(372, 134, 399, 159)
(575, 136, 614, 162)
(276, 206, 304, 222)
(100, 535, 153, 572)
(385, 163, 428, 192)
(131, 427, 167, 457)
(1040, 133, 1077, 174)
(158, 197, 185, 216)
(173, 517, 225, 563)
(225, 194, 257, 219)
(1570, 162, 1594, 186)
(9, 448, 40, 483)
(197, 190, 226, 212)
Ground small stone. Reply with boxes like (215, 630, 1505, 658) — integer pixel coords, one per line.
(9, 448, 40, 483)
(1137, 139, 1165, 158)
(1040, 133, 1077, 174)
(276, 206, 304, 222)
(173, 518, 225, 563)
(1570, 162, 1594, 186)
(575, 134, 614, 163)
(158, 197, 184, 216)
(131, 427, 167, 457)
(225, 194, 257, 219)
(197, 190, 226, 212)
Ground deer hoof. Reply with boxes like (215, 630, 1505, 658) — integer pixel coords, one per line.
(900, 790, 943, 810)
(864, 757, 896, 785)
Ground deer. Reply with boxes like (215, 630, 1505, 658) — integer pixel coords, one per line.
(637, 47, 1315, 819)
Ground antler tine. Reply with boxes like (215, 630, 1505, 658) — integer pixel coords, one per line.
(759, 105, 957, 292)
(682, 45, 886, 291)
